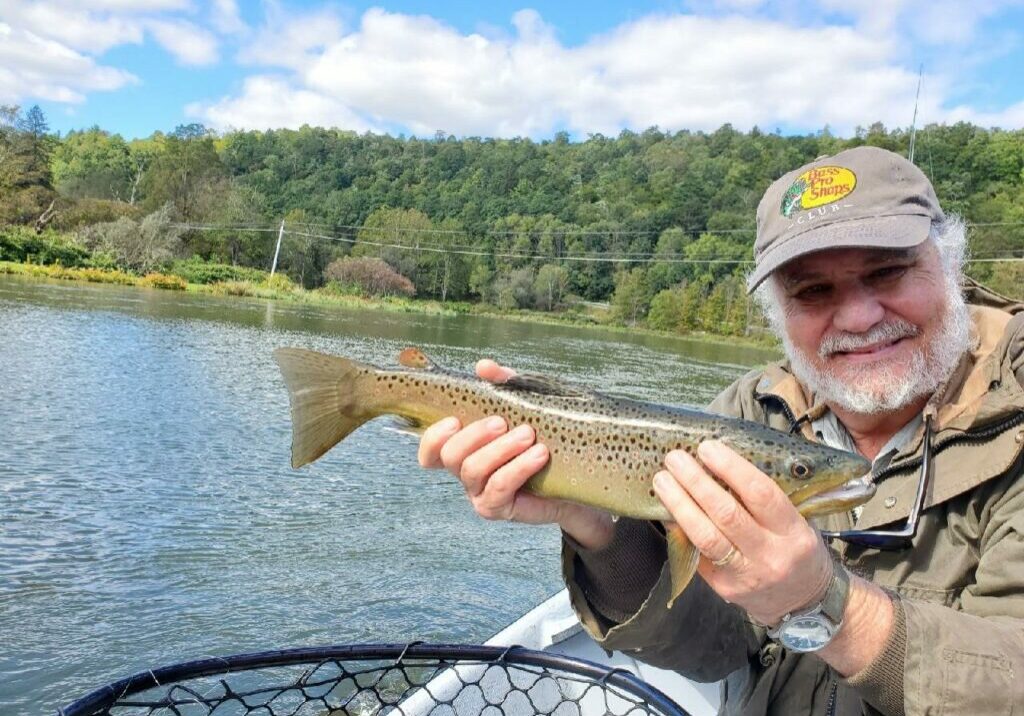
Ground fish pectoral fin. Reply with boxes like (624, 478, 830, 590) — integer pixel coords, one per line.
(389, 415, 423, 433)
(497, 373, 593, 399)
(666, 524, 699, 609)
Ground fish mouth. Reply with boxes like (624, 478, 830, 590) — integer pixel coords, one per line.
(798, 476, 876, 517)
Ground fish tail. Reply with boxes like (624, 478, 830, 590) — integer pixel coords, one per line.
(273, 347, 378, 468)
(666, 524, 699, 609)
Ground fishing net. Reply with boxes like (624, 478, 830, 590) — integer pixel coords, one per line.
(58, 644, 692, 716)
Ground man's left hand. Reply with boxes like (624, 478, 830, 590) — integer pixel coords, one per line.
(653, 440, 833, 626)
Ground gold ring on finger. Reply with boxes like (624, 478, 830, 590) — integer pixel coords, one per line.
(711, 544, 739, 567)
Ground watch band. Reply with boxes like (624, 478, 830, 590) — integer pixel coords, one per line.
(767, 560, 851, 639)
(819, 560, 851, 624)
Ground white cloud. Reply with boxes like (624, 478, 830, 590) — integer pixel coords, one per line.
(0, 1, 143, 54)
(185, 74, 379, 132)
(146, 18, 219, 65)
(0, 22, 137, 104)
(210, 0, 246, 35)
(236, 3, 344, 70)
(0, 0, 223, 106)
(198, 9, 922, 136)
(818, 0, 1024, 45)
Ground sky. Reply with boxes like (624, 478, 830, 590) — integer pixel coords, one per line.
(3, 0, 1024, 140)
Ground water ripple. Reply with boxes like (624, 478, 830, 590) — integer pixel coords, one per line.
(0, 276, 764, 715)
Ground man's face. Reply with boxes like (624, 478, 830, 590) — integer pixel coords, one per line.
(773, 240, 970, 415)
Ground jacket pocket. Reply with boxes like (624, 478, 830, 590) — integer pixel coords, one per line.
(938, 647, 1013, 716)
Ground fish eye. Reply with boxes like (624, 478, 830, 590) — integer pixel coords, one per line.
(790, 460, 813, 480)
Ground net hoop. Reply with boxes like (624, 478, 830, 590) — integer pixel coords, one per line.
(58, 642, 693, 716)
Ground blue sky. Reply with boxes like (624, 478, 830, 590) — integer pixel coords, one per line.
(3, 0, 1024, 140)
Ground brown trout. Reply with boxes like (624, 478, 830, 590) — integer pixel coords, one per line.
(274, 346, 873, 606)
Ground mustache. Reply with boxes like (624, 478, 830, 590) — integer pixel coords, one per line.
(818, 319, 920, 358)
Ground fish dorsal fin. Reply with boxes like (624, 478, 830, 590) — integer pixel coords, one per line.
(398, 347, 438, 371)
(498, 373, 592, 399)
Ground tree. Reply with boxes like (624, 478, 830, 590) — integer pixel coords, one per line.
(647, 287, 686, 331)
(532, 263, 569, 310)
(141, 126, 227, 222)
(76, 203, 184, 272)
(53, 127, 134, 201)
(611, 268, 652, 325)
(0, 105, 58, 228)
(323, 256, 416, 297)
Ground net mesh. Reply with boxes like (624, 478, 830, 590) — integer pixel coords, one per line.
(60, 645, 690, 716)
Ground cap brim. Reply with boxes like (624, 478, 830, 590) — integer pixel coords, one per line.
(746, 214, 932, 293)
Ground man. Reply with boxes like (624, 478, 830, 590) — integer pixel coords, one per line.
(417, 146, 1024, 715)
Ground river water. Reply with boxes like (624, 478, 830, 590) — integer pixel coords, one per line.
(0, 275, 775, 714)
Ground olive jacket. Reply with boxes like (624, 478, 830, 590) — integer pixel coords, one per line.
(563, 300, 1024, 716)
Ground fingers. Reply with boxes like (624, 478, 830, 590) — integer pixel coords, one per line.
(662, 449, 760, 553)
(418, 416, 461, 469)
(471, 442, 549, 519)
(459, 423, 539, 497)
(697, 441, 798, 533)
(476, 359, 516, 383)
(652, 470, 736, 566)
(431, 415, 508, 480)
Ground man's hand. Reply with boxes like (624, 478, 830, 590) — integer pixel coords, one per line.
(417, 359, 615, 550)
(653, 440, 894, 676)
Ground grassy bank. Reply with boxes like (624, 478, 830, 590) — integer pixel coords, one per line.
(0, 260, 777, 349)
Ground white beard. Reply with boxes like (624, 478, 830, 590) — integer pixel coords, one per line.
(783, 288, 974, 415)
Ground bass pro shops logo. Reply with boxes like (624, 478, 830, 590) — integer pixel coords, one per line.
(780, 166, 857, 217)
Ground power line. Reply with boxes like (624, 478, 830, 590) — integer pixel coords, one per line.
(170, 222, 1024, 265)
(284, 227, 753, 264)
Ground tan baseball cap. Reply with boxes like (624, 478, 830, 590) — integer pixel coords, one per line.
(746, 145, 944, 292)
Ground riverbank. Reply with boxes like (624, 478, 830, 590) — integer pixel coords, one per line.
(0, 260, 778, 350)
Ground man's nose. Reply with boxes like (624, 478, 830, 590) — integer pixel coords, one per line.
(832, 288, 885, 334)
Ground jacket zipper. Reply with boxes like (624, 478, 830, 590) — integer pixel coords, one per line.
(872, 409, 1024, 484)
(755, 393, 801, 432)
(825, 680, 838, 716)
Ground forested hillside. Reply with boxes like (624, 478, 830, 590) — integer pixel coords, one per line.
(2, 104, 1022, 335)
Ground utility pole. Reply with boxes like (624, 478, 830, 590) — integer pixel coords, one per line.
(270, 219, 285, 277)
(908, 64, 923, 164)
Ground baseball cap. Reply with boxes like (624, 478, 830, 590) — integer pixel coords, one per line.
(747, 146, 944, 292)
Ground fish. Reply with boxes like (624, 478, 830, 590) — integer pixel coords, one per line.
(274, 346, 874, 607)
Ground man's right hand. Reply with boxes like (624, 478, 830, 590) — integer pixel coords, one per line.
(417, 359, 615, 550)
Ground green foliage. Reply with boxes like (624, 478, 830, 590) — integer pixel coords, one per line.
(0, 261, 136, 285)
(532, 263, 570, 311)
(0, 105, 58, 226)
(491, 267, 536, 309)
(169, 257, 268, 284)
(76, 203, 184, 273)
(2, 116, 1020, 337)
(52, 197, 142, 230)
(647, 287, 686, 331)
(52, 127, 136, 201)
(261, 273, 295, 291)
(140, 272, 187, 290)
(0, 226, 89, 266)
(611, 268, 652, 325)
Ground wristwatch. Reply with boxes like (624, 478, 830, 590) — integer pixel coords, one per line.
(767, 562, 850, 652)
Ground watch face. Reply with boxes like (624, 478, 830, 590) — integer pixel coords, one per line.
(779, 615, 837, 652)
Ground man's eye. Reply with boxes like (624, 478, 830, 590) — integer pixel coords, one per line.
(869, 265, 909, 282)
(794, 284, 830, 300)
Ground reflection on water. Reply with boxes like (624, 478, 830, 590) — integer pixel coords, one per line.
(0, 275, 775, 714)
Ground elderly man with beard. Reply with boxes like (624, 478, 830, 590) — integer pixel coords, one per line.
(417, 146, 1024, 715)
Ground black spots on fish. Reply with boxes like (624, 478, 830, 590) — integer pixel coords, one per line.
(648, 489, 656, 497)
(764, 460, 774, 472)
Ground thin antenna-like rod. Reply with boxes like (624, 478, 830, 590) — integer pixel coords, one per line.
(908, 64, 923, 163)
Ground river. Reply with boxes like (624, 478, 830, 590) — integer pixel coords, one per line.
(0, 274, 775, 714)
